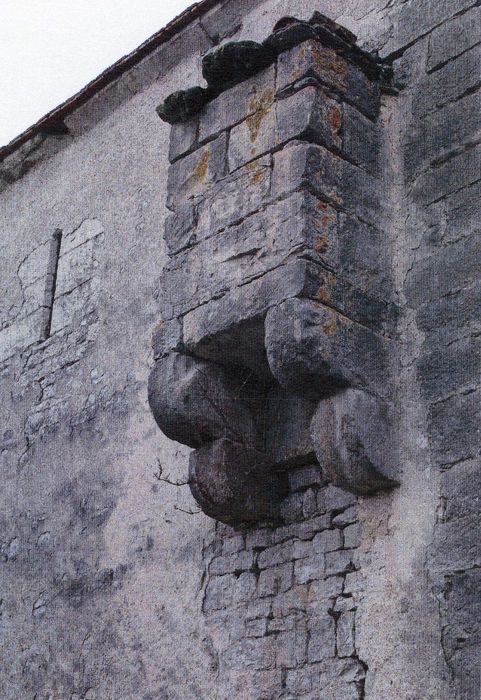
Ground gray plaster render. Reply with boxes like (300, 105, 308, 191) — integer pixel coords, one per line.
(1, 0, 481, 699)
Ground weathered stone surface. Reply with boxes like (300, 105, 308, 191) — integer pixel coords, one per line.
(152, 318, 183, 359)
(272, 141, 383, 227)
(198, 65, 276, 144)
(428, 389, 481, 467)
(196, 155, 271, 237)
(163, 204, 197, 255)
(202, 41, 275, 92)
(166, 132, 228, 210)
(311, 389, 399, 494)
(277, 40, 380, 119)
(169, 117, 198, 163)
(156, 86, 212, 125)
(411, 142, 481, 206)
(417, 336, 481, 402)
(228, 92, 276, 170)
(189, 438, 281, 524)
(405, 234, 481, 307)
(265, 298, 391, 399)
(258, 563, 293, 596)
(276, 86, 342, 152)
(9, 2, 481, 699)
(181, 259, 322, 364)
(427, 6, 481, 71)
(412, 44, 481, 119)
(405, 91, 481, 180)
(382, 0, 478, 58)
(148, 353, 256, 448)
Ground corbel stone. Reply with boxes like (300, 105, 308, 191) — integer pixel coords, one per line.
(149, 13, 399, 525)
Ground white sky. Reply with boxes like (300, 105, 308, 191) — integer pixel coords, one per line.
(0, 0, 194, 146)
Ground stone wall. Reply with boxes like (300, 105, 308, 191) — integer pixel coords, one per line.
(202, 466, 364, 700)
(0, 1, 480, 699)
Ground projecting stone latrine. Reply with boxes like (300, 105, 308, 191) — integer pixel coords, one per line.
(0, 1, 480, 699)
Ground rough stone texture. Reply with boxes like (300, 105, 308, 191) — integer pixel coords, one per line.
(1, 1, 480, 699)
(151, 19, 399, 531)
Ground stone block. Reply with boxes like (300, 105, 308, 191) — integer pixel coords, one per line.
(314, 529, 343, 553)
(308, 577, 344, 605)
(440, 460, 481, 523)
(203, 574, 236, 612)
(303, 488, 318, 519)
(200, 0, 254, 43)
(277, 40, 380, 119)
(273, 514, 331, 544)
(442, 179, 481, 246)
(343, 571, 364, 596)
(169, 118, 198, 163)
(196, 155, 271, 237)
(265, 298, 391, 400)
(232, 572, 257, 603)
(190, 438, 282, 525)
(245, 617, 268, 638)
(258, 562, 293, 597)
(332, 505, 358, 526)
(182, 259, 323, 363)
(307, 615, 336, 662)
(413, 45, 481, 118)
(294, 552, 324, 585)
(166, 132, 228, 210)
(21, 275, 50, 319)
(276, 623, 308, 668)
(406, 234, 481, 307)
(293, 529, 342, 561)
(264, 388, 317, 469)
(163, 205, 196, 255)
(406, 91, 481, 180)
(210, 550, 256, 576)
(418, 336, 481, 402)
(272, 141, 383, 228)
(272, 585, 309, 617)
(429, 390, 481, 466)
(381, 0, 477, 58)
(258, 541, 294, 569)
(411, 142, 481, 206)
(343, 523, 362, 549)
(222, 534, 245, 555)
(245, 528, 273, 549)
(279, 492, 304, 523)
(427, 6, 481, 72)
(325, 549, 358, 577)
(198, 65, 276, 143)
(429, 514, 481, 573)
(148, 353, 256, 448)
(288, 465, 325, 492)
(311, 389, 399, 494)
(161, 192, 336, 320)
(337, 611, 356, 657)
(276, 86, 342, 153)
(228, 93, 276, 171)
(416, 281, 481, 345)
(342, 102, 381, 176)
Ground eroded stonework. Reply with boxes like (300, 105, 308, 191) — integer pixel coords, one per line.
(149, 14, 400, 526)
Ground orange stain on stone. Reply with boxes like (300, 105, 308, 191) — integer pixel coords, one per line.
(247, 89, 274, 143)
(194, 149, 210, 182)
